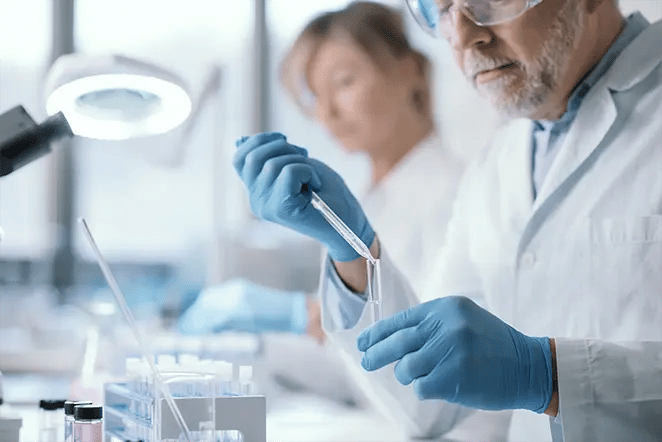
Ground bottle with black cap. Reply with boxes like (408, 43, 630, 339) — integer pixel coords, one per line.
(38, 399, 66, 442)
(64, 401, 91, 442)
(73, 404, 102, 442)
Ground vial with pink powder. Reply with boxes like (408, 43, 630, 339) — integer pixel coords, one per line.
(73, 404, 102, 442)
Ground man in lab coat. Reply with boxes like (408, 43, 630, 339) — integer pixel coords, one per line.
(233, 0, 662, 440)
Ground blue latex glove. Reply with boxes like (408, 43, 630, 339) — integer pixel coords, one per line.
(234, 132, 374, 262)
(178, 279, 308, 335)
(357, 296, 554, 413)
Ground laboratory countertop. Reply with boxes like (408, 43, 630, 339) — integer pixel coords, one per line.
(3, 373, 414, 442)
(9, 402, 409, 442)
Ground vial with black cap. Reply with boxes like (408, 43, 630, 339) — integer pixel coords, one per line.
(39, 400, 66, 442)
(73, 404, 102, 442)
(64, 401, 92, 442)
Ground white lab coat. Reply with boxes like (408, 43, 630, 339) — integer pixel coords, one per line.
(361, 131, 464, 295)
(321, 18, 662, 442)
(321, 136, 514, 441)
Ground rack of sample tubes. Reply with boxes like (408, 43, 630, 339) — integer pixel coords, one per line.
(104, 356, 266, 442)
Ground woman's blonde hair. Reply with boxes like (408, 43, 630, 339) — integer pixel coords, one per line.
(280, 1, 431, 116)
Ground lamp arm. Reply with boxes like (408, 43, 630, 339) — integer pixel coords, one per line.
(162, 65, 222, 167)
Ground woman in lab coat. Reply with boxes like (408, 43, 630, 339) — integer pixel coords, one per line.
(279, 1, 464, 299)
(180, 2, 465, 336)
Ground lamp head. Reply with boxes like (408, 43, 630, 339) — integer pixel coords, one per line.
(1, 54, 195, 177)
(44, 54, 192, 140)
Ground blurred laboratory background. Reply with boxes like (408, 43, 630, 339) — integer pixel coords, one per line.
(0, 1, 660, 441)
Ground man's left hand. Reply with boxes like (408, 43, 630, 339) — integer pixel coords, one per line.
(357, 296, 554, 413)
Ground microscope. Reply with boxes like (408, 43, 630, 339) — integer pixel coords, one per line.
(0, 106, 73, 178)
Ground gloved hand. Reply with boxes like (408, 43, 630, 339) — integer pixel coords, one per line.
(357, 296, 554, 413)
(234, 132, 374, 262)
(177, 279, 308, 335)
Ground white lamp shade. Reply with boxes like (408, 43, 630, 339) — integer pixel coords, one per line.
(44, 54, 192, 140)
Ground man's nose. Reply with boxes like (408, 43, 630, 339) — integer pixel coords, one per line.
(446, 9, 493, 51)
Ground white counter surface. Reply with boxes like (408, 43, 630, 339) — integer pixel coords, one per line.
(4, 374, 408, 442)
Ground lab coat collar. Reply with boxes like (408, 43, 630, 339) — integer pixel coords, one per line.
(531, 83, 617, 208)
(532, 17, 661, 208)
(603, 16, 661, 93)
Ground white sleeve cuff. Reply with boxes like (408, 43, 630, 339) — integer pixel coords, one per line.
(555, 338, 595, 439)
(554, 338, 662, 442)
(321, 255, 367, 330)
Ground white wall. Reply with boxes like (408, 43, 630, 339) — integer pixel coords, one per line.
(621, 0, 662, 21)
(72, 0, 255, 261)
(0, 0, 54, 258)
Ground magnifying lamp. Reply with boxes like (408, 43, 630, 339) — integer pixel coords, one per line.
(45, 54, 192, 140)
(0, 54, 194, 177)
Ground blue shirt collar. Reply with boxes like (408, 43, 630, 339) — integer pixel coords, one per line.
(533, 12, 649, 131)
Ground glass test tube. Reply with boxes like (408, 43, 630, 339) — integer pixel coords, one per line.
(366, 259, 383, 323)
(79, 218, 191, 441)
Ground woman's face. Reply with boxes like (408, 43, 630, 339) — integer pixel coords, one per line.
(307, 34, 417, 154)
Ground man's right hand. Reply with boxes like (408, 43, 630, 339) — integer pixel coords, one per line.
(234, 132, 374, 262)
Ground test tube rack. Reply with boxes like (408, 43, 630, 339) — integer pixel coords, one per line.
(104, 381, 266, 442)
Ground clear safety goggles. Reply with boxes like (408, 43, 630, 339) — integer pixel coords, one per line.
(405, 0, 544, 37)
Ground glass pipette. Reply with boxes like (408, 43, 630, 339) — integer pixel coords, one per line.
(311, 191, 375, 265)
(79, 218, 192, 442)
(310, 191, 382, 322)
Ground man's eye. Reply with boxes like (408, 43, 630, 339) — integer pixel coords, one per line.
(437, 0, 453, 14)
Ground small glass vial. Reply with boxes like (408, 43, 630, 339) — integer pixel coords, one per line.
(64, 401, 91, 442)
(39, 400, 66, 442)
(73, 404, 102, 442)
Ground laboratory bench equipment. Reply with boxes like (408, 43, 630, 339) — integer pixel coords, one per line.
(0, 407, 22, 442)
(1, 364, 419, 442)
(38, 400, 66, 442)
(0, 371, 22, 442)
(104, 377, 266, 442)
(66, 401, 93, 442)
(102, 356, 265, 442)
(73, 404, 103, 442)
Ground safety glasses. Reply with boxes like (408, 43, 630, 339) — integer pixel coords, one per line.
(405, 0, 544, 37)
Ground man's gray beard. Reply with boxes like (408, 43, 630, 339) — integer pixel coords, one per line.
(469, 0, 585, 119)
